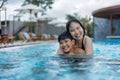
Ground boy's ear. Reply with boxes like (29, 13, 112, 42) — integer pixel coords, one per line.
(71, 40, 75, 45)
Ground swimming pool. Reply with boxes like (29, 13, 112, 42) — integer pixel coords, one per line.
(0, 40, 120, 80)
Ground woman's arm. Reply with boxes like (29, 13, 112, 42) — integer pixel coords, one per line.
(84, 36, 93, 54)
(73, 45, 86, 54)
(75, 48, 86, 54)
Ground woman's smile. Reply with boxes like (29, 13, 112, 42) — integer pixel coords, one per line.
(69, 22, 84, 40)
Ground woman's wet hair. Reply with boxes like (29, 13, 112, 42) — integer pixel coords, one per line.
(66, 19, 85, 37)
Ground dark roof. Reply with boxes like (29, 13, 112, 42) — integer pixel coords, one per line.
(92, 5, 120, 19)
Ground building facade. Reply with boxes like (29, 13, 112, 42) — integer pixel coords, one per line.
(92, 5, 120, 40)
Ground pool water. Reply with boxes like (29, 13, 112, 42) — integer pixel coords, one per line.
(0, 40, 120, 80)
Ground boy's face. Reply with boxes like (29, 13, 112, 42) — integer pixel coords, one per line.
(59, 38, 75, 53)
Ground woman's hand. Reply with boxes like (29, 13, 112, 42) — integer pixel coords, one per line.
(73, 46, 86, 54)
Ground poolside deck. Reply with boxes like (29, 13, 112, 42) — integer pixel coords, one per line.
(0, 40, 57, 49)
(106, 36, 120, 39)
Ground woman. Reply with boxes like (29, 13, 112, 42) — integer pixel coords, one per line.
(57, 19, 93, 54)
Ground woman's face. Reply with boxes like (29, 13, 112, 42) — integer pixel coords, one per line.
(69, 22, 84, 40)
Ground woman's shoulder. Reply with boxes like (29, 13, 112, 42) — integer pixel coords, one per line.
(84, 35, 92, 42)
(84, 35, 93, 54)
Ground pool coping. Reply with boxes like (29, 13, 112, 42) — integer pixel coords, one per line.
(0, 40, 57, 49)
(106, 36, 120, 39)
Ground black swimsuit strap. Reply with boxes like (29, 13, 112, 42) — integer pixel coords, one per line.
(81, 36, 85, 50)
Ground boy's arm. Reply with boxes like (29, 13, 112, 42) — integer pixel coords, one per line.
(57, 47, 64, 54)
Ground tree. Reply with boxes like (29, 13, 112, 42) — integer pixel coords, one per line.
(22, 0, 54, 15)
(66, 13, 95, 37)
(80, 16, 95, 37)
(0, 0, 7, 9)
(66, 13, 80, 20)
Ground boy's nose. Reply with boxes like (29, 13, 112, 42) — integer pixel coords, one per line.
(62, 42, 66, 46)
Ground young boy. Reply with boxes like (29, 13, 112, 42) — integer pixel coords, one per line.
(58, 31, 75, 55)
(58, 31, 86, 55)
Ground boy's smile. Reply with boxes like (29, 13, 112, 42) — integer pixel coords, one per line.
(59, 39, 74, 53)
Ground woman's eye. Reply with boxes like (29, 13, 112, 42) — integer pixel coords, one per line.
(70, 29, 74, 32)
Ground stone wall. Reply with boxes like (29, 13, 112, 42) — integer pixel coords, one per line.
(113, 20, 120, 35)
(93, 17, 120, 40)
(94, 17, 109, 40)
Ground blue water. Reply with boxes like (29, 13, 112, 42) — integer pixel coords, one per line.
(0, 40, 120, 80)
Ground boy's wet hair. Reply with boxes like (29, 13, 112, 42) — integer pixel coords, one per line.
(58, 31, 73, 42)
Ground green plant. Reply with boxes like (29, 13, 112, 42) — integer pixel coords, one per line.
(0, 0, 7, 9)
(14, 35, 21, 41)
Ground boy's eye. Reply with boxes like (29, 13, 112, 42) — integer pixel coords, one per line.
(60, 41, 63, 44)
(65, 40, 68, 43)
(65, 39, 70, 43)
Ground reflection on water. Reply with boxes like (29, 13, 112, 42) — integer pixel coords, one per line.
(0, 53, 120, 80)
(20, 54, 93, 80)
(0, 40, 120, 80)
